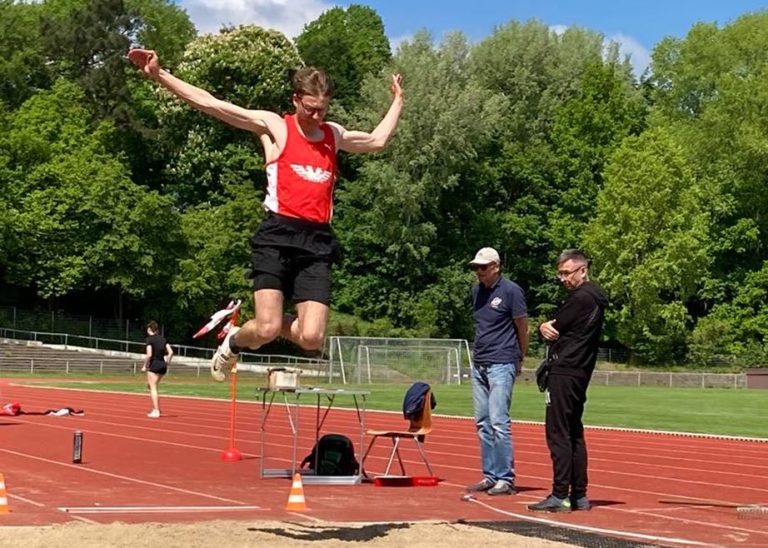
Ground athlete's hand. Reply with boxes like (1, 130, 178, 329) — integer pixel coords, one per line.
(390, 74, 403, 100)
(128, 48, 160, 79)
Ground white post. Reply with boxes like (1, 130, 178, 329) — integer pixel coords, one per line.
(336, 337, 347, 385)
(453, 348, 461, 385)
(365, 347, 371, 384)
(463, 339, 473, 371)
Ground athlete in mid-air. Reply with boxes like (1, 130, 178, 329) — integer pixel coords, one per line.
(128, 48, 404, 380)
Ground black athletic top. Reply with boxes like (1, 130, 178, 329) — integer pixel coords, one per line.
(145, 333, 168, 361)
(549, 281, 608, 380)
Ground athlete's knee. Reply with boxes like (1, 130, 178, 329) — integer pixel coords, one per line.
(254, 320, 282, 342)
(298, 329, 325, 351)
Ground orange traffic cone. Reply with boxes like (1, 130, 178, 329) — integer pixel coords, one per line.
(285, 473, 307, 511)
(0, 473, 9, 514)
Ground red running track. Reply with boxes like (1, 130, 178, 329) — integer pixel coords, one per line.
(0, 380, 766, 546)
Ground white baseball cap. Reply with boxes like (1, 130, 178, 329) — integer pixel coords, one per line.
(469, 247, 500, 266)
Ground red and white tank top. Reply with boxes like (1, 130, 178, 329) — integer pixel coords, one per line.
(264, 114, 337, 223)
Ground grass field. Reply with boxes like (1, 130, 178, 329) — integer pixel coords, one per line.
(11, 373, 767, 439)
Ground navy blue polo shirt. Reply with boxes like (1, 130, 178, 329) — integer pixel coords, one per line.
(471, 276, 527, 365)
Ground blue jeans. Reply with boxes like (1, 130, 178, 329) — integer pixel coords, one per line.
(471, 362, 516, 484)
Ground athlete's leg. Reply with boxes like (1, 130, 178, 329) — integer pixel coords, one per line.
(147, 371, 161, 414)
(210, 288, 284, 382)
(284, 255, 331, 351)
(282, 300, 329, 351)
(233, 289, 286, 350)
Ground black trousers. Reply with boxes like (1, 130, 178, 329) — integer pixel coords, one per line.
(545, 373, 590, 499)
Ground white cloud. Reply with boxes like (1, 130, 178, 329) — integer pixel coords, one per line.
(389, 33, 413, 53)
(180, 0, 334, 38)
(551, 25, 651, 79)
(549, 24, 569, 36)
(608, 33, 651, 79)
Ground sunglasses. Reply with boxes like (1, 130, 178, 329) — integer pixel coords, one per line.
(471, 263, 494, 272)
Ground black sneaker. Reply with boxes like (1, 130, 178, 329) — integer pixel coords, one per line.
(571, 495, 591, 511)
(465, 478, 494, 492)
(527, 494, 572, 512)
(487, 480, 516, 496)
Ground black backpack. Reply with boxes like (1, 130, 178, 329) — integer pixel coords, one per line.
(300, 434, 360, 476)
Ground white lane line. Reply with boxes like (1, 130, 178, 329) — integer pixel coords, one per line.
(8, 493, 47, 507)
(464, 496, 708, 546)
(0, 448, 251, 504)
(59, 505, 262, 514)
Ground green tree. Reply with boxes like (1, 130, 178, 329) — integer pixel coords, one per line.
(41, 0, 140, 120)
(546, 60, 646, 250)
(470, 22, 607, 141)
(127, 0, 196, 66)
(646, 11, 768, 361)
(583, 128, 712, 362)
(2, 80, 182, 316)
(468, 22, 645, 313)
(157, 24, 301, 208)
(333, 31, 504, 333)
(0, 1, 51, 109)
(296, 4, 391, 109)
(689, 261, 768, 365)
(38, 0, 195, 190)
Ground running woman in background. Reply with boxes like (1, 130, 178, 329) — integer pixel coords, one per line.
(143, 320, 173, 418)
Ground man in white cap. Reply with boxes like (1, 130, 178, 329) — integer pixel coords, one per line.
(465, 247, 528, 496)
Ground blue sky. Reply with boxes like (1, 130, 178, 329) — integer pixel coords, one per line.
(177, 1, 768, 76)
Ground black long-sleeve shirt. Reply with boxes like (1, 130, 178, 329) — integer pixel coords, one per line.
(549, 281, 608, 380)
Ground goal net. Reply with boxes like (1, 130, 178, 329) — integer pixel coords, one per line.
(326, 336, 471, 385)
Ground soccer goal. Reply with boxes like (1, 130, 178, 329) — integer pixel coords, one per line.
(326, 336, 471, 385)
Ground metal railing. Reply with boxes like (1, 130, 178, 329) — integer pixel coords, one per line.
(0, 328, 330, 379)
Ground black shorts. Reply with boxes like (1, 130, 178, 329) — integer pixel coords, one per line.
(249, 214, 341, 305)
(148, 359, 167, 376)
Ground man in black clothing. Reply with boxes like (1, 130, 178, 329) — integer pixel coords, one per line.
(528, 249, 608, 513)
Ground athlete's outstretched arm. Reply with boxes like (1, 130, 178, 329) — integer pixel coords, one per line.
(330, 74, 404, 154)
(127, 48, 284, 138)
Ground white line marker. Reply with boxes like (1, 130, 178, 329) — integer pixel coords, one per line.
(465, 497, 708, 546)
(59, 505, 262, 514)
(0, 448, 250, 504)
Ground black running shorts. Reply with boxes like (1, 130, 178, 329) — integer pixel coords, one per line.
(249, 214, 341, 305)
(148, 358, 167, 376)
